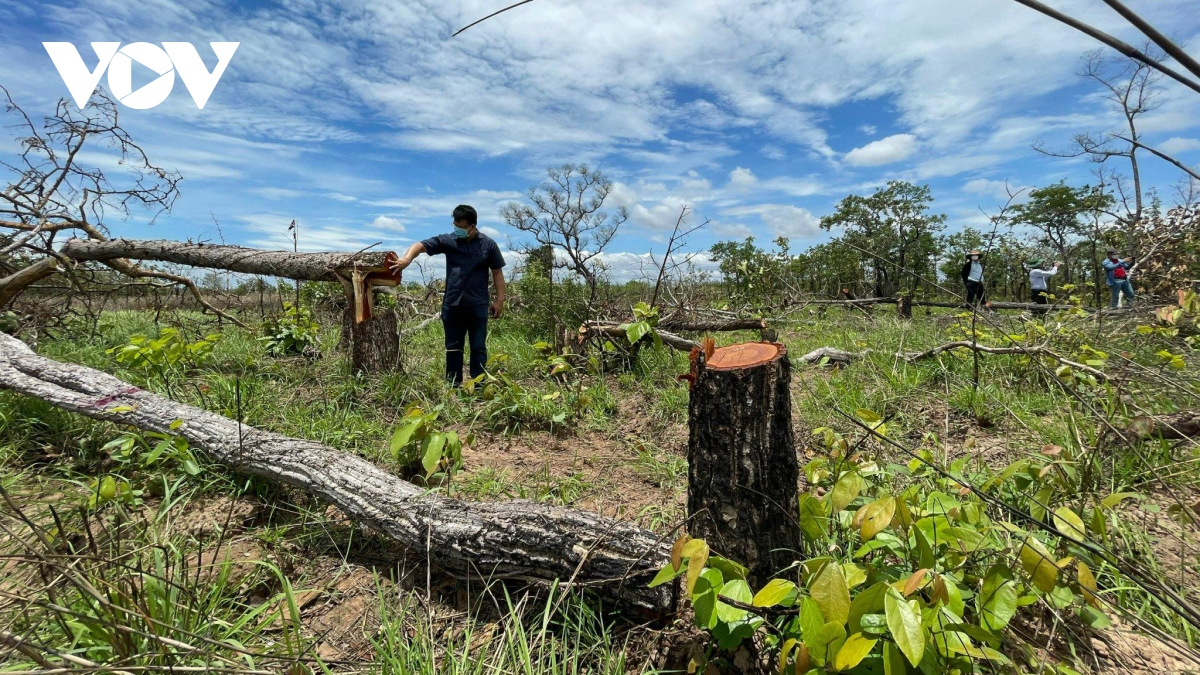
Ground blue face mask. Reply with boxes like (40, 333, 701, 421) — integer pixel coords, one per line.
(453, 226, 469, 239)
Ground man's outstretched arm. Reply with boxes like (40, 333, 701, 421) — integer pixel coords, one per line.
(392, 242, 427, 271)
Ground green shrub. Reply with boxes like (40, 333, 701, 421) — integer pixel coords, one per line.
(259, 303, 320, 357)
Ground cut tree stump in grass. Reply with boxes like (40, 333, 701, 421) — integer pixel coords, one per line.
(686, 340, 801, 584)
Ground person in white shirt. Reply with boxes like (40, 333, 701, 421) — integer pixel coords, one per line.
(1028, 260, 1061, 314)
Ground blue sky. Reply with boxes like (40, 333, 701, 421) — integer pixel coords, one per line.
(2, 0, 1199, 280)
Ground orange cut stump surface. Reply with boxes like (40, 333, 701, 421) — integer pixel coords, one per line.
(706, 342, 783, 370)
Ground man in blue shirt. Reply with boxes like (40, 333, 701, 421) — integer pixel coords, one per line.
(1102, 248, 1134, 309)
(392, 205, 507, 385)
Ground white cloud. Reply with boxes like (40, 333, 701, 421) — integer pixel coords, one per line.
(1158, 137, 1200, 155)
(370, 215, 406, 232)
(727, 167, 758, 190)
(962, 178, 1012, 198)
(843, 134, 918, 166)
(722, 204, 822, 239)
(859, 124, 878, 135)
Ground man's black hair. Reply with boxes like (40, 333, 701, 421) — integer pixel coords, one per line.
(453, 205, 478, 226)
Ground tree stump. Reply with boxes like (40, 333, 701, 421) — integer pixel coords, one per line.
(897, 295, 912, 319)
(342, 298, 400, 374)
(687, 341, 801, 584)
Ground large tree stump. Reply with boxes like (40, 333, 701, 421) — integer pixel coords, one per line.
(342, 298, 400, 374)
(687, 342, 801, 584)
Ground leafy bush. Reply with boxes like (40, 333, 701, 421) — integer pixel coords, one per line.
(258, 303, 320, 357)
(652, 417, 1126, 674)
(389, 404, 465, 480)
(108, 327, 220, 375)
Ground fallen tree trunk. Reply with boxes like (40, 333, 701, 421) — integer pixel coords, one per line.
(0, 258, 59, 307)
(0, 333, 672, 613)
(798, 296, 1085, 312)
(1126, 410, 1200, 441)
(798, 347, 858, 366)
(60, 238, 399, 284)
(686, 341, 800, 585)
(658, 317, 767, 333)
(580, 322, 701, 352)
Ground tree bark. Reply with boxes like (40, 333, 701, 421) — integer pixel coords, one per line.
(579, 322, 700, 352)
(60, 238, 399, 283)
(0, 258, 58, 307)
(686, 342, 801, 584)
(0, 333, 672, 613)
(658, 317, 767, 333)
(342, 301, 400, 374)
(897, 295, 912, 319)
(1125, 410, 1200, 441)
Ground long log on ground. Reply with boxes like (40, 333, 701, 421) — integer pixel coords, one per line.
(899, 341, 1108, 380)
(658, 317, 767, 332)
(0, 258, 59, 307)
(580, 322, 700, 352)
(798, 297, 1086, 312)
(1126, 410, 1200, 441)
(686, 342, 800, 585)
(60, 238, 400, 283)
(0, 333, 672, 612)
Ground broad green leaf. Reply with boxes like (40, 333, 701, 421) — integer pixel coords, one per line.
(885, 588, 924, 667)
(98, 476, 117, 500)
(707, 556, 748, 581)
(717, 579, 752, 623)
(1100, 492, 1141, 509)
(1019, 537, 1058, 593)
(883, 641, 907, 675)
(859, 496, 896, 541)
(810, 561, 851, 626)
(649, 563, 685, 588)
(798, 493, 829, 541)
(799, 596, 825, 645)
(390, 421, 420, 455)
(833, 632, 877, 671)
(848, 581, 888, 632)
(1053, 506, 1086, 542)
(829, 471, 864, 512)
(807, 621, 847, 667)
(752, 578, 797, 607)
(692, 589, 718, 629)
(422, 433, 446, 476)
(978, 576, 1017, 632)
(1077, 561, 1100, 608)
(856, 408, 882, 425)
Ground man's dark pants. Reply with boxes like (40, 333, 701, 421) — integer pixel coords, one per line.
(965, 281, 985, 305)
(1031, 289, 1048, 315)
(442, 303, 488, 385)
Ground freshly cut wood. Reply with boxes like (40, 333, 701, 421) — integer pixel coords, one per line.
(0, 258, 59, 307)
(686, 340, 801, 584)
(0, 333, 672, 613)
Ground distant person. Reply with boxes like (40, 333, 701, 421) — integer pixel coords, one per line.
(392, 205, 507, 385)
(1028, 260, 1061, 312)
(1102, 248, 1134, 309)
(960, 249, 986, 306)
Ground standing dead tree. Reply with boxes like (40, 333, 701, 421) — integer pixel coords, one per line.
(0, 88, 244, 325)
(501, 164, 627, 306)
